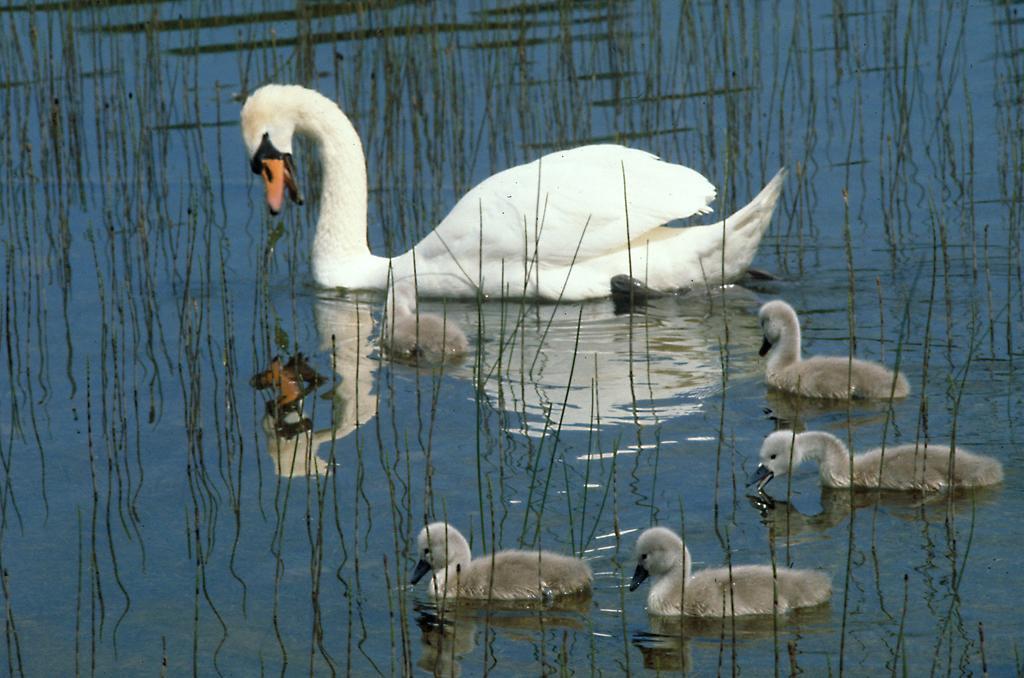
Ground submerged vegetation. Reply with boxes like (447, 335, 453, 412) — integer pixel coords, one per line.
(0, 0, 1021, 674)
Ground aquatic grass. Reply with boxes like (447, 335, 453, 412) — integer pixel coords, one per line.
(0, 0, 1021, 673)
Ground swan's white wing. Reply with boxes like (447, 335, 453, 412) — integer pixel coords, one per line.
(414, 145, 716, 268)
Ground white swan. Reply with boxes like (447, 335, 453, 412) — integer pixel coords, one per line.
(629, 527, 831, 617)
(410, 522, 592, 601)
(750, 430, 1005, 492)
(383, 279, 468, 363)
(240, 84, 787, 300)
(758, 300, 910, 399)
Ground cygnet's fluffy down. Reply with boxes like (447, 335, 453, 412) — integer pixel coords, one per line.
(750, 430, 1004, 492)
(383, 281, 468, 363)
(410, 522, 592, 601)
(758, 300, 910, 399)
(630, 527, 830, 617)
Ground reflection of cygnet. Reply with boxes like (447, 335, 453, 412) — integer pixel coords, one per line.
(383, 281, 468, 363)
(410, 522, 592, 601)
(417, 613, 476, 678)
(750, 430, 1004, 492)
(629, 527, 830, 616)
(758, 300, 909, 399)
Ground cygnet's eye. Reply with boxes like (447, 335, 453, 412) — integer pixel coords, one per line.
(423, 548, 430, 556)
(769, 454, 777, 460)
(641, 553, 647, 561)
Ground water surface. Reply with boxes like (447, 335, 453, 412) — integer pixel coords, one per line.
(1, 0, 1022, 674)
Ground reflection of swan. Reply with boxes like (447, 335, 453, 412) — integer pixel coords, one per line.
(474, 288, 762, 433)
(312, 294, 379, 441)
(758, 300, 910, 399)
(261, 412, 329, 477)
(410, 522, 592, 601)
(240, 84, 786, 299)
(629, 527, 831, 616)
(258, 296, 378, 477)
(750, 430, 1004, 492)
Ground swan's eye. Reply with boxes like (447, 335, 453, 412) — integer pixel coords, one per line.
(641, 554, 647, 561)
(769, 454, 777, 460)
(423, 548, 430, 555)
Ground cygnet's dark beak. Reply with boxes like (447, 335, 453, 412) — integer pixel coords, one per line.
(629, 562, 649, 591)
(747, 464, 774, 492)
(758, 337, 772, 357)
(410, 559, 432, 585)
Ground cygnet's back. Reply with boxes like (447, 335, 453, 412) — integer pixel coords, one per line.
(683, 565, 832, 617)
(758, 300, 909, 400)
(772, 355, 909, 400)
(384, 281, 468, 363)
(448, 550, 593, 600)
(848, 442, 1004, 490)
(411, 522, 592, 601)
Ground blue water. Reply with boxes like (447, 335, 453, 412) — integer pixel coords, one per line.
(1, 0, 1021, 674)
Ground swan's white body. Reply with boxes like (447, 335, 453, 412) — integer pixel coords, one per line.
(754, 430, 1005, 491)
(630, 527, 830, 617)
(241, 84, 786, 300)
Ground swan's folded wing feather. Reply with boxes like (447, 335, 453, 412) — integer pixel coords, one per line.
(415, 145, 716, 267)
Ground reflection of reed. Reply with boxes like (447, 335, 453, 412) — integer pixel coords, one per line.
(163, 10, 621, 55)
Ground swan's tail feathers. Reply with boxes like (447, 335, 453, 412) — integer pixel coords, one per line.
(724, 167, 787, 237)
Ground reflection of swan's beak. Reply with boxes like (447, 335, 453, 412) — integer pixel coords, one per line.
(747, 464, 774, 491)
(259, 156, 302, 215)
(410, 559, 432, 585)
(758, 337, 772, 356)
(629, 563, 649, 591)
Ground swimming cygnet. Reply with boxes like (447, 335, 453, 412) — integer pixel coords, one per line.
(758, 300, 910, 399)
(410, 522, 592, 602)
(750, 430, 1004, 492)
(383, 280, 468, 363)
(629, 527, 830, 617)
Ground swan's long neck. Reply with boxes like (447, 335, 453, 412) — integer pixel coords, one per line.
(292, 92, 389, 288)
(796, 431, 852, 487)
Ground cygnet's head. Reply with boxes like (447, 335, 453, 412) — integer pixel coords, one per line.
(630, 527, 690, 591)
(240, 84, 307, 214)
(757, 300, 798, 357)
(748, 430, 802, 491)
(410, 522, 472, 585)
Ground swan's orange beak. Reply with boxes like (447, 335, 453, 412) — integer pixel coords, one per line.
(260, 156, 302, 215)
